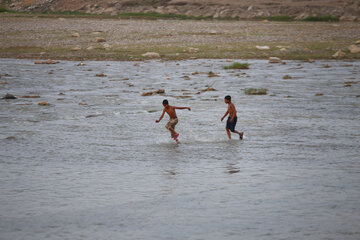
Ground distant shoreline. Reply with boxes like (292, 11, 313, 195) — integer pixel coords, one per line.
(1, 14, 359, 61)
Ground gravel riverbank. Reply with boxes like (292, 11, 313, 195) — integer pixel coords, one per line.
(1, 14, 360, 60)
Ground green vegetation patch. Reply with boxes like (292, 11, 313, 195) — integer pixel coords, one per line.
(0, 7, 15, 13)
(118, 12, 212, 20)
(244, 88, 268, 95)
(224, 62, 249, 69)
(40, 11, 93, 16)
(257, 15, 295, 21)
(303, 15, 339, 22)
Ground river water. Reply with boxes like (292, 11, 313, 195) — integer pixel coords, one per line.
(0, 58, 359, 240)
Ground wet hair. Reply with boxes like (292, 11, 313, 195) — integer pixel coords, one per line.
(224, 95, 231, 101)
(163, 99, 169, 105)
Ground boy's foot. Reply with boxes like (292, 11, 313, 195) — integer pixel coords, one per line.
(239, 132, 243, 140)
(173, 134, 179, 140)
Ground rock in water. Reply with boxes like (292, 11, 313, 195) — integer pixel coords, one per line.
(38, 102, 50, 106)
(283, 75, 292, 79)
(269, 57, 282, 63)
(141, 89, 165, 96)
(34, 59, 59, 64)
(3, 93, 17, 99)
(95, 73, 106, 77)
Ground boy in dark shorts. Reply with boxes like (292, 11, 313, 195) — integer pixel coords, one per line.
(221, 95, 244, 140)
(156, 99, 191, 142)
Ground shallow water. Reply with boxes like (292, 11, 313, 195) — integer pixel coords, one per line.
(0, 58, 359, 240)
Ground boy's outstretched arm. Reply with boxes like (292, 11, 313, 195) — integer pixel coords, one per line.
(221, 110, 229, 121)
(173, 106, 191, 111)
(156, 109, 165, 123)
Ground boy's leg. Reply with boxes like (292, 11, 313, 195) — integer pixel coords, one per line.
(228, 117, 243, 140)
(232, 129, 244, 140)
(168, 127, 178, 138)
(166, 120, 178, 138)
(226, 128, 231, 139)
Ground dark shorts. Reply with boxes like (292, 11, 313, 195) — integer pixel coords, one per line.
(226, 116, 237, 132)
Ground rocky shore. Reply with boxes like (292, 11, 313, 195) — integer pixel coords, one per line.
(1, 13, 360, 61)
(3, 0, 360, 21)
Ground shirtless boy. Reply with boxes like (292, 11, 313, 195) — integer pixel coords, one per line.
(221, 95, 244, 140)
(156, 99, 191, 142)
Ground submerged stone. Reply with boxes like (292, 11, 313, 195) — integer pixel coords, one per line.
(38, 102, 50, 106)
(269, 57, 282, 63)
(3, 93, 17, 99)
(141, 89, 165, 96)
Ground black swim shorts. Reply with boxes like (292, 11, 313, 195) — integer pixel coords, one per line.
(226, 116, 237, 132)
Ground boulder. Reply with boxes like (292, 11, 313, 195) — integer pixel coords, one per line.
(71, 33, 80, 37)
(208, 71, 219, 77)
(93, 37, 106, 43)
(141, 52, 160, 58)
(95, 73, 106, 77)
(188, 47, 199, 53)
(283, 75, 292, 79)
(256, 45, 270, 50)
(209, 30, 217, 35)
(3, 93, 17, 99)
(72, 47, 81, 51)
(340, 16, 358, 21)
(295, 13, 309, 20)
(356, 40, 360, 45)
(141, 89, 165, 96)
(269, 57, 282, 63)
(202, 87, 217, 92)
(332, 50, 346, 59)
(103, 43, 111, 50)
(349, 45, 360, 53)
(38, 102, 50, 106)
(34, 59, 59, 64)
